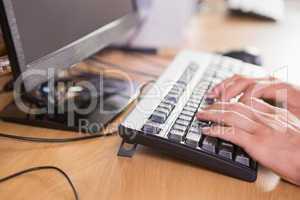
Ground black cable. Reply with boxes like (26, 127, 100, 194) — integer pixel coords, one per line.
(0, 132, 117, 143)
(0, 77, 156, 200)
(0, 166, 79, 200)
(89, 56, 159, 79)
(138, 80, 156, 101)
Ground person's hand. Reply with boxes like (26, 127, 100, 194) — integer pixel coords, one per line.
(197, 98, 300, 186)
(207, 75, 300, 118)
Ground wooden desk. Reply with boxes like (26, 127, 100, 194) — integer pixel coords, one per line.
(0, 1, 300, 200)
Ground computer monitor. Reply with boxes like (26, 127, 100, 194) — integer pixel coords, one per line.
(0, 0, 140, 133)
(0, 0, 140, 92)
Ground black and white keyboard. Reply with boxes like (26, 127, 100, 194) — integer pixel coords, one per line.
(119, 51, 267, 182)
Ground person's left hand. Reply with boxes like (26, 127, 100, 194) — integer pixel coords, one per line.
(196, 98, 300, 186)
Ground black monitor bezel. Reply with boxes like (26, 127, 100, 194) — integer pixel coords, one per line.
(0, 0, 140, 92)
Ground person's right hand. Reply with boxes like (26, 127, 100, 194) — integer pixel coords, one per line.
(197, 99, 300, 186)
(207, 75, 300, 118)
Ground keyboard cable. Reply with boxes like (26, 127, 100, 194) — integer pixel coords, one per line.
(0, 166, 79, 200)
(0, 80, 155, 199)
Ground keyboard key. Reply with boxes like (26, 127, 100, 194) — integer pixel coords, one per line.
(191, 121, 199, 128)
(181, 110, 195, 117)
(192, 119, 210, 127)
(169, 129, 185, 142)
(169, 90, 181, 96)
(142, 124, 161, 135)
(150, 111, 167, 124)
(173, 83, 185, 90)
(176, 119, 190, 127)
(189, 99, 201, 105)
(159, 102, 174, 112)
(170, 87, 184, 95)
(235, 150, 250, 167)
(188, 63, 199, 72)
(177, 80, 187, 86)
(218, 142, 234, 160)
(196, 83, 210, 90)
(162, 99, 176, 106)
(185, 132, 202, 148)
(201, 136, 218, 153)
(173, 124, 188, 133)
(186, 102, 198, 109)
(192, 91, 204, 96)
(156, 107, 170, 116)
(178, 114, 193, 122)
(205, 98, 215, 105)
(184, 106, 197, 113)
(190, 96, 202, 102)
(165, 94, 179, 103)
(188, 127, 201, 134)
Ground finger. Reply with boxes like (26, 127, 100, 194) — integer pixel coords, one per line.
(208, 75, 276, 99)
(218, 78, 255, 101)
(239, 83, 269, 102)
(203, 101, 275, 124)
(203, 102, 255, 119)
(239, 81, 288, 103)
(237, 98, 290, 132)
(208, 75, 241, 98)
(244, 98, 298, 125)
(197, 110, 264, 134)
(242, 98, 276, 114)
(202, 126, 255, 151)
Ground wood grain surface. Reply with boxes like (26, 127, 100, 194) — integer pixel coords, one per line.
(0, 1, 299, 199)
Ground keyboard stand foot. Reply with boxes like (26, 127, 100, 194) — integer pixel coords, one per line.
(117, 140, 138, 157)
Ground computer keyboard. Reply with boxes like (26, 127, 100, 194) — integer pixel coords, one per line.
(119, 51, 267, 182)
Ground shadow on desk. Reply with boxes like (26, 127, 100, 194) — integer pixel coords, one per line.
(135, 145, 282, 191)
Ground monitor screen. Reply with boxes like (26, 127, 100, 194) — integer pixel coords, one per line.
(12, 0, 135, 64)
(0, 0, 139, 91)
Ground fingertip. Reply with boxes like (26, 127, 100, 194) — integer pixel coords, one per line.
(207, 88, 218, 97)
(201, 127, 210, 133)
(201, 127, 214, 136)
(196, 112, 205, 119)
(197, 109, 213, 116)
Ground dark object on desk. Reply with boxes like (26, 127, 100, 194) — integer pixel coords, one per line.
(108, 46, 158, 55)
(0, 73, 138, 134)
(0, 0, 140, 133)
(222, 49, 263, 66)
(226, 0, 285, 22)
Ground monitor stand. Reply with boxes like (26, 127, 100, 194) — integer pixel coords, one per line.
(0, 72, 138, 134)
